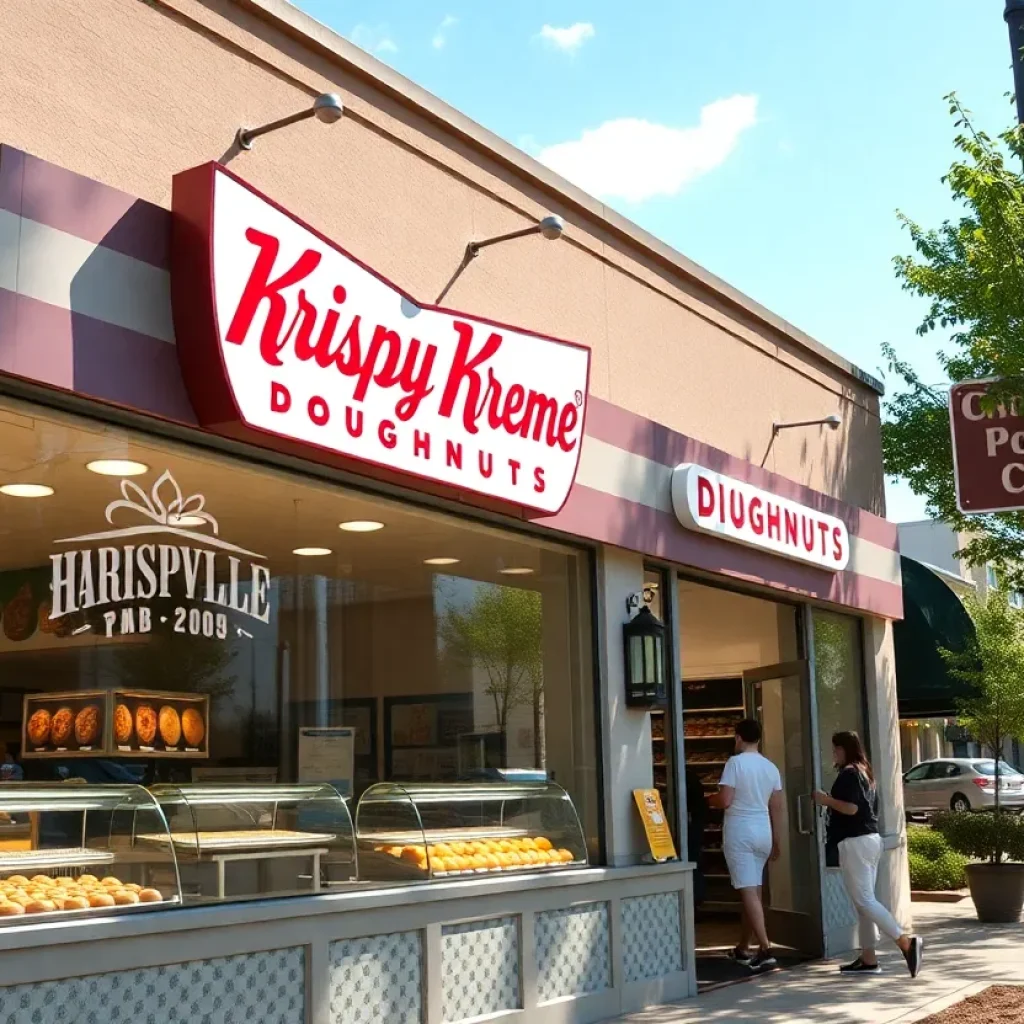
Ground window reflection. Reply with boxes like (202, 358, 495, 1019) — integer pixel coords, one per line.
(0, 396, 599, 858)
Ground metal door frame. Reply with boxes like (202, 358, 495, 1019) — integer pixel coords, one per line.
(742, 655, 824, 957)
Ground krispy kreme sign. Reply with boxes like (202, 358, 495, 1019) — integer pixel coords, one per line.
(671, 464, 850, 571)
(170, 163, 590, 514)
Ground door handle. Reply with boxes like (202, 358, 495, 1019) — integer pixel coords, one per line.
(796, 793, 814, 836)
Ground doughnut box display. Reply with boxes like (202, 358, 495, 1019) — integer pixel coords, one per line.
(21, 690, 209, 759)
(111, 690, 209, 757)
(22, 691, 107, 758)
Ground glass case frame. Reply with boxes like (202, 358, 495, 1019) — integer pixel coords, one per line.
(355, 781, 588, 882)
(146, 782, 357, 904)
(0, 782, 181, 923)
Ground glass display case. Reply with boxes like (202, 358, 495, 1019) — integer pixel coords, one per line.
(146, 783, 356, 903)
(0, 783, 181, 923)
(355, 781, 588, 881)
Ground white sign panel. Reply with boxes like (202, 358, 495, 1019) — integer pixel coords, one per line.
(670, 464, 850, 572)
(172, 163, 591, 515)
(298, 726, 355, 796)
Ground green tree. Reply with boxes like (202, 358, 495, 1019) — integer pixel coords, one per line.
(882, 95, 1024, 581)
(437, 583, 544, 766)
(940, 590, 1024, 818)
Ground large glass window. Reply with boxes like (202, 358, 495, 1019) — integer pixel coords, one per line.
(0, 396, 599, 857)
(812, 611, 865, 791)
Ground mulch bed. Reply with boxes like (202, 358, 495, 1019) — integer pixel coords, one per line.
(917, 986, 1024, 1024)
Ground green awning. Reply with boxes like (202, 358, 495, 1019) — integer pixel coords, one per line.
(894, 556, 978, 719)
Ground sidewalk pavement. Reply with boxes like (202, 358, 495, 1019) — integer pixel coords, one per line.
(613, 901, 1023, 1024)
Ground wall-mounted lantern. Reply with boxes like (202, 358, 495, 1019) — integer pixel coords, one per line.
(623, 604, 666, 708)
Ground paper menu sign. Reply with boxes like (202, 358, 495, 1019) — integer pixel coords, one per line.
(633, 788, 677, 863)
(298, 726, 355, 797)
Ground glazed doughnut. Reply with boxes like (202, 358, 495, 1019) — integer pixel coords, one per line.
(138, 888, 163, 903)
(88, 893, 115, 908)
(62, 896, 90, 911)
(112, 890, 139, 905)
(24, 900, 55, 914)
(0, 902, 24, 916)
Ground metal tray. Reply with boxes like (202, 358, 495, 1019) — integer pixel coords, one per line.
(0, 895, 179, 926)
(138, 830, 335, 853)
(0, 848, 116, 873)
(356, 826, 530, 846)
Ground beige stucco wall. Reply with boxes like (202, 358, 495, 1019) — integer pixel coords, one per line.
(0, 0, 883, 513)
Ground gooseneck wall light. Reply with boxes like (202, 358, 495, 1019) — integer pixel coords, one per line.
(467, 215, 564, 258)
(760, 414, 842, 468)
(236, 93, 344, 151)
(435, 215, 565, 303)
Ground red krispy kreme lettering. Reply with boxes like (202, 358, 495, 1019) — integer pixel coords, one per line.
(225, 234, 580, 453)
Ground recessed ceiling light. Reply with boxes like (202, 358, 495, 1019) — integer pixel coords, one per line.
(168, 514, 206, 527)
(0, 484, 54, 498)
(424, 557, 460, 566)
(86, 459, 149, 476)
(293, 547, 333, 557)
(339, 520, 384, 533)
(500, 567, 534, 576)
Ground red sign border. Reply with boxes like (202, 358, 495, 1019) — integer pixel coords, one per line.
(170, 161, 592, 517)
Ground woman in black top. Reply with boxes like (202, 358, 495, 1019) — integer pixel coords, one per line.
(813, 732, 923, 978)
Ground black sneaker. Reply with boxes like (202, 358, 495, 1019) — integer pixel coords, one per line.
(902, 936, 923, 978)
(748, 950, 778, 973)
(839, 958, 882, 975)
(728, 946, 753, 965)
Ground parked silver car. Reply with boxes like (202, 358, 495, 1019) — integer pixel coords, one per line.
(903, 758, 1024, 815)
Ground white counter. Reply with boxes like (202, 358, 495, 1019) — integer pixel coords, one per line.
(0, 861, 696, 1024)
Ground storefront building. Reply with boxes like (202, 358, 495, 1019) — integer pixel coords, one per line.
(0, 1, 908, 1020)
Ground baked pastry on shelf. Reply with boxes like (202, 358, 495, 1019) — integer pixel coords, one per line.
(27, 709, 52, 747)
(135, 705, 157, 746)
(158, 706, 181, 747)
(74, 705, 101, 746)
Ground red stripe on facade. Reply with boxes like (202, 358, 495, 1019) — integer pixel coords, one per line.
(0, 288, 196, 423)
(0, 145, 169, 270)
(0, 145, 901, 616)
(547, 483, 904, 619)
(583, 395, 899, 551)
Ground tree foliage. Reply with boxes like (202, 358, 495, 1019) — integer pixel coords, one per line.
(882, 94, 1024, 580)
(437, 584, 543, 748)
(939, 590, 1024, 831)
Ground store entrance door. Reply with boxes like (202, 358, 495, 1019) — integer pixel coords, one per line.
(743, 661, 824, 958)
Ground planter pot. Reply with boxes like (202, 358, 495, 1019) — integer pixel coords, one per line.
(910, 890, 967, 904)
(965, 863, 1024, 923)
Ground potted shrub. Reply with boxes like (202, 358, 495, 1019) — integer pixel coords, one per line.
(939, 590, 1024, 922)
(933, 811, 1024, 921)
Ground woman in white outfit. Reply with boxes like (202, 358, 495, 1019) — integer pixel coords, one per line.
(716, 719, 783, 973)
(813, 732, 923, 978)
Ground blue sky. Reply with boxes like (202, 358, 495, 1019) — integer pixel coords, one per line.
(295, 1, 1015, 522)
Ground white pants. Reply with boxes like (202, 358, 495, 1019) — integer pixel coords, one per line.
(723, 820, 772, 890)
(838, 834, 903, 949)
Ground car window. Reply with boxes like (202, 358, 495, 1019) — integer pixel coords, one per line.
(974, 761, 1019, 776)
(905, 764, 932, 781)
(929, 763, 955, 779)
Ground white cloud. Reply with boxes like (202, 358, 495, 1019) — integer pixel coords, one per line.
(537, 95, 759, 204)
(537, 22, 595, 53)
(432, 15, 458, 50)
(351, 23, 398, 56)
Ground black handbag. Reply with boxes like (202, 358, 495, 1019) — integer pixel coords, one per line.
(825, 835, 840, 869)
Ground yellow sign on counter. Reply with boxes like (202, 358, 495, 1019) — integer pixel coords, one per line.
(633, 788, 677, 862)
